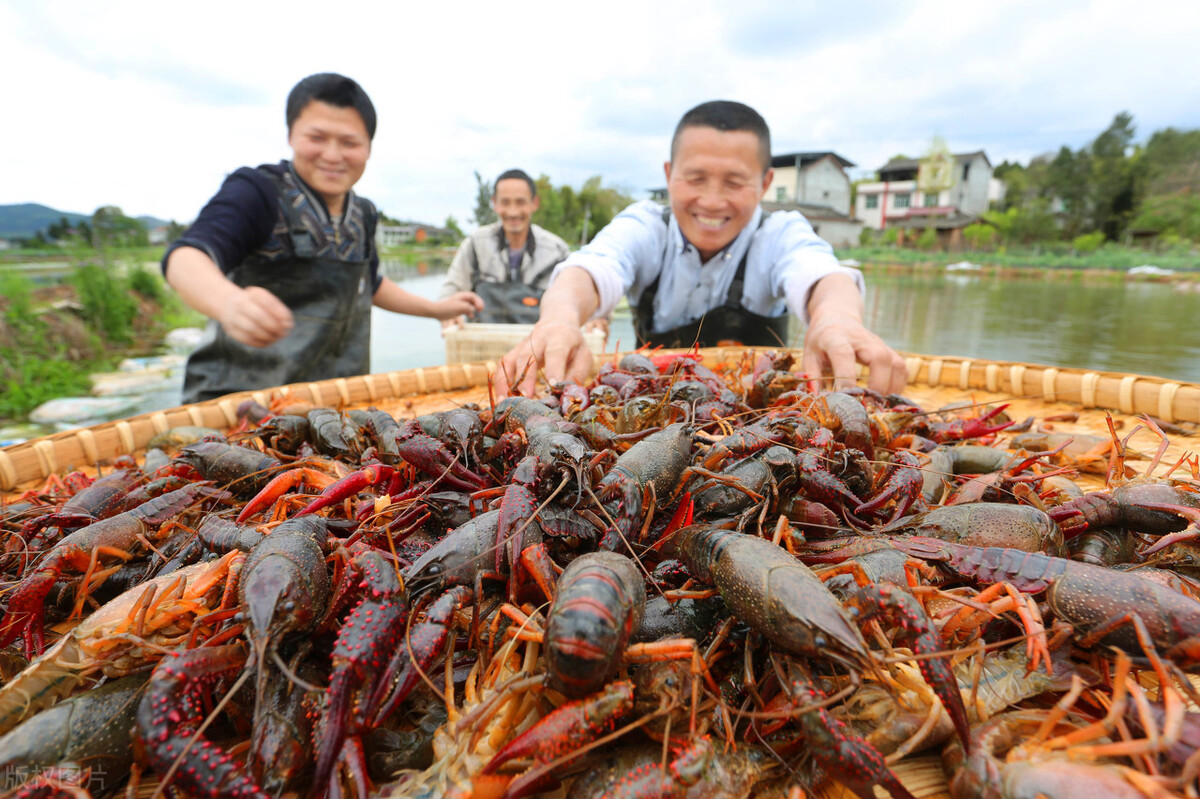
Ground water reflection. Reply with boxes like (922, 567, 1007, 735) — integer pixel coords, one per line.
(370, 266, 1200, 382)
(862, 271, 1200, 382)
(378, 255, 450, 282)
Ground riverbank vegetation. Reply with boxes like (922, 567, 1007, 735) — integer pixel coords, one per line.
(0, 260, 199, 422)
(836, 242, 1200, 273)
(856, 114, 1200, 265)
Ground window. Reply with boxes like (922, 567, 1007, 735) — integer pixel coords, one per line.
(894, 193, 911, 208)
(924, 192, 939, 208)
(776, 187, 787, 202)
(864, 194, 878, 209)
(963, 163, 970, 180)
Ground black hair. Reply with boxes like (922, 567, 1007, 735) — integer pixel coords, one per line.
(670, 100, 771, 171)
(493, 169, 537, 198)
(286, 73, 377, 140)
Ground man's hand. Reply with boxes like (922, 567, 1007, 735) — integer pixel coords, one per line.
(802, 272, 906, 394)
(432, 291, 484, 321)
(493, 265, 602, 396)
(803, 309, 907, 395)
(217, 286, 294, 347)
(493, 320, 593, 397)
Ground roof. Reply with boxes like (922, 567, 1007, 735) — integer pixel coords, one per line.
(761, 200, 855, 222)
(879, 151, 992, 174)
(771, 151, 856, 169)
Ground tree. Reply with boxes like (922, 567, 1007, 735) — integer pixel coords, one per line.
(165, 221, 188, 242)
(992, 161, 1027, 210)
(472, 171, 496, 227)
(444, 215, 464, 240)
(1088, 111, 1140, 240)
(1130, 193, 1200, 240)
(1141, 127, 1200, 195)
(982, 200, 1057, 245)
(1044, 146, 1091, 238)
(531, 175, 634, 245)
(45, 216, 72, 242)
(90, 206, 148, 248)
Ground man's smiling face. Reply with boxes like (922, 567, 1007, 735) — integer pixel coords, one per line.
(664, 126, 773, 262)
(288, 100, 371, 215)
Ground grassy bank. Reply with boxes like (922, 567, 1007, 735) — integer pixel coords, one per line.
(835, 243, 1200, 272)
(0, 259, 201, 422)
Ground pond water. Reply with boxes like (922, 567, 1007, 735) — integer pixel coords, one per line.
(372, 262, 1200, 384)
(860, 269, 1200, 383)
(8, 261, 1200, 442)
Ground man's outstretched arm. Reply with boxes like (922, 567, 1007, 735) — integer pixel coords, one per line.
(801, 273, 907, 394)
(165, 246, 294, 347)
(493, 267, 600, 396)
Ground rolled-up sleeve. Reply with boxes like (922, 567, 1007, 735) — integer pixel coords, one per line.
(766, 212, 865, 325)
(549, 202, 665, 320)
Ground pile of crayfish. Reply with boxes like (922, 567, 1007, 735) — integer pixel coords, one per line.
(2, 348, 1200, 799)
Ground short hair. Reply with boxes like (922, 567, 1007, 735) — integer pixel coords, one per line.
(670, 101, 771, 171)
(493, 169, 537, 198)
(286, 73, 377, 140)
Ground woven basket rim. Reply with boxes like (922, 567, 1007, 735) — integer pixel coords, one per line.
(2, 347, 1198, 491)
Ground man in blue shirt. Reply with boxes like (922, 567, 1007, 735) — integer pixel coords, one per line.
(495, 100, 905, 396)
(164, 73, 482, 402)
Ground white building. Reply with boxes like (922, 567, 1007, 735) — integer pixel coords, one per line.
(855, 151, 995, 241)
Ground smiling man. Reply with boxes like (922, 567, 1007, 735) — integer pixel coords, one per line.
(439, 169, 571, 325)
(165, 73, 482, 402)
(495, 100, 906, 396)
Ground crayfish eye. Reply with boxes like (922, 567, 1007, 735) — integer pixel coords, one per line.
(427, 564, 442, 576)
(814, 634, 827, 648)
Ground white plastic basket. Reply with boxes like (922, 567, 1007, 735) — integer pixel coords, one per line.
(443, 323, 607, 365)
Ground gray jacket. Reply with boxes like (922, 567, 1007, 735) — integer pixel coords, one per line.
(439, 222, 571, 299)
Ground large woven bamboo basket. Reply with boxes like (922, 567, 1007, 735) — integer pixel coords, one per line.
(5, 348, 1198, 495)
(5, 349, 1200, 799)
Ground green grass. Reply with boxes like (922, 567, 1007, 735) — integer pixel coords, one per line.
(0, 353, 93, 419)
(0, 260, 194, 423)
(836, 243, 1200, 272)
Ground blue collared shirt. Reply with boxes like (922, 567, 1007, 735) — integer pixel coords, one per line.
(552, 200, 863, 334)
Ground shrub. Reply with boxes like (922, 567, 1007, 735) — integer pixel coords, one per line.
(858, 227, 874, 246)
(127, 266, 165, 302)
(916, 228, 939, 251)
(962, 222, 996, 250)
(1072, 232, 1106, 254)
(71, 264, 137, 344)
(881, 228, 900, 246)
(0, 270, 33, 324)
(0, 349, 92, 419)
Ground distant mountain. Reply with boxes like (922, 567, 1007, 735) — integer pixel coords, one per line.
(136, 215, 171, 230)
(0, 204, 89, 238)
(0, 204, 173, 238)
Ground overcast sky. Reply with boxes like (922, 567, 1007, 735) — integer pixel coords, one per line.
(2, 0, 1197, 229)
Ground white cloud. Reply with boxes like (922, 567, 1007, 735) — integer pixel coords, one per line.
(1, 0, 1197, 228)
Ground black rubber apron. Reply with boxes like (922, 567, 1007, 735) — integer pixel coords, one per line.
(469, 239, 557, 324)
(633, 211, 789, 348)
(181, 194, 372, 403)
